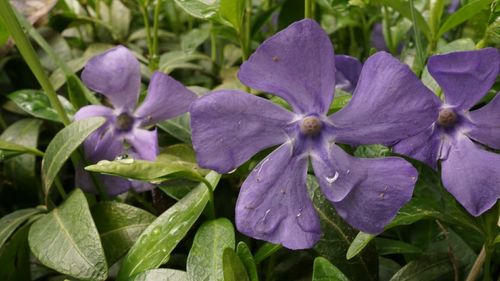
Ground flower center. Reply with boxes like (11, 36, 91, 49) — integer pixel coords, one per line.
(437, 108, 457, 128)
(116, 112, 135, 131)
(300, 116, 322, 135)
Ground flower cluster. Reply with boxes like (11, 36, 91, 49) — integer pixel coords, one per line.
(76, 19, 500, 250)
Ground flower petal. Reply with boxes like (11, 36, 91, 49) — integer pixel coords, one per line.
(466, 93, 500, 149)
(393, 125, 442, 169)
(441, 136, 500, 216)
(335, 55, 362, 93)
(238, 19, 335, 114)
(235, 144, 321, 249)
(135, 72, 197, 127)
(74, 105, 114, 121)
(81, 45, 141, 111)
(428, 48, 500, 110)
(318, 145, 417, 234)
(83, 128, 123, 163)
(126, 128, 159, 161)
(190, 90, 293, 173)
(331, 52, 440, 146)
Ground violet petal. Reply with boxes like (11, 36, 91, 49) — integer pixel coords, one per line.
(190, 90, 293, 173)
(135, 71, 197, 127)
(331, 52, 440, 146)
(238, 19, 335, 115)
(235, 143, 321, 250)
(125, 128, 159, 161)
(81, 45, 141, 111)
(441, 136, 500, 216)
(393, 125, 442, 169)
(428, 48, 500, 110)
(335, 55, 362, 93)
(467, 93, 500, 150)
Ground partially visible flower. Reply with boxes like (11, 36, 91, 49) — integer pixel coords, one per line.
(74, 46, 197, 196)
(335, 55, 362, 93)
(394, 48, 500, 216)
(190, 19, 439, 249)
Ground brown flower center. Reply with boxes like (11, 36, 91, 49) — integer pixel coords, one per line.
(300, 116, 322, 135)
(437, 108, 457, 128)
(116, 112, 134, 131)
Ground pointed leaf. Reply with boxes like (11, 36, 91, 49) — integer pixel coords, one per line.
(438, 0, 492, 37)
(117, 171, 221, 280)
(0, 208, 43, 249)
(0, 139, 43, 157)
(28, 189, 108, 281)
(223, 248, 249, 281)
(173, 0, 220, 20)
(312, 257, 350, 281)
(42, 117, 105, 198)
(8, 89, 75, 122)
(236, 242, 259, 281)
(389, 254, 454, 281)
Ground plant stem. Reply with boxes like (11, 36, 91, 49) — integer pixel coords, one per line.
(466, 246, 486, 281)
(139, 4, 154, 69)
(428, 0, 444, 53)
(0, 0, 71, 126)
(151, 0, 163, 70)
(54, 178, 67, 200)
(382, 5, 396, 54)
(305, 0, 312, 18)
(409, 0, 425, 75)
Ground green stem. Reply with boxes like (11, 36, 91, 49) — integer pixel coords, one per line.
(305, 0, 312, 18)
(54, 178, 67, 200)
(200, 178, 216, 219)
(382, 6, 396, 54)
(0, 0, 71, 126)
(151, 0, 163, 70)
(428, 0, 444, 53)
(139, 4, 154, 69)
(409, 0, 425, 75)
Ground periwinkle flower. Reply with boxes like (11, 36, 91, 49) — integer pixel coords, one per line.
(394, 48, 500, 216)
(74, 46, 196, 196)
(190, 19, 439, 249)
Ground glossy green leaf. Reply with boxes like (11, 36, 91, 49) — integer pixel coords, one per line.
(129, 269, 188, 281)
(312, 257, 350, 281)
(236, 242, 259, 281)
(173, 0, 220, 20)
(223, 248, 249, 281)
(380, 0, 431, 40)
(389, 254, 454, 281)
(28, 189, 108, 281)
(308, 176, 378, 281)
(158, 113, 192, 143)
(254, 243, 282, 264)
(438, 0, 492, 37)
(219, 0, 245, 32)
(8, 89, 75, 122)
(187, 218, 235, 281)
(375, 238, 423, 255)
(0, 208, 43, 249)
(117, 171, 221, 280)
(42, 117, 105, 198)
(91, 202, 156, 265)
(346, 232, 375, 260)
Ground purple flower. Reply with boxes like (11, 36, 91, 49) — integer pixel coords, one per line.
(74, 46, 197, 196)
(394, 48, 500, 217)
(190, 19, 439, 249)
(335, 55, 362, 93)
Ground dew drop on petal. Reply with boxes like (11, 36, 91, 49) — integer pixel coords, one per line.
(325, 171, 339, 184)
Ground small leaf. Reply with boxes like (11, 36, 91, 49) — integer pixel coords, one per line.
(254, 243, 282, 264)
(312, 257, 350, 281)
(173, 0, 220, 20)
(219, 0, 245, 32)
(236, 242, 259, 281)
(379, 0, 432, 40)
(91, 202, 156, 265)
(223, 248, 250, 281)
(375, 238, 423, 255)
(117, 171, 221, 280)
(181, 25, 211, 54)
(389, 254, 454, 281)
(8, 89, 75, 122)
(187, 218, 235, 281)
(0, 208, 43, 249)
(129, 269, 188, 281)
(28, 189, 108, 281)
(438, 0, 492, 37)
(42, 117, 105, 198)
(0, 139, 43, 158)
(346, 232, 375, 260)
(158, 113, 192, 143)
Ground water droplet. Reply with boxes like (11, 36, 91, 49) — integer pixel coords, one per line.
(115, 154, 128, 160)
(296, 213, 301, 217)
(346, 169, 351, 174)
(152, 227, 160, 235)
(325, 171, 339, 184)
(161, 248, 167, 253)
(119, 158, 134, 164)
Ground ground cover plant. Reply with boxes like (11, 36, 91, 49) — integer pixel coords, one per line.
(0, 0, 499, 280)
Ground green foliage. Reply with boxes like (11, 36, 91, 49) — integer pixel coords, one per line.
(312, 257, 350, 281)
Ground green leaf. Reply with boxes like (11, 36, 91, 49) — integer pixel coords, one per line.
(389, 254, 454, 281)
(236, 242, 259, 281)
(494, 234, 500, 245)
(346, 232, 375, 260)
(129, 269, 188, 281)
(312, 257, 350, 281)
(173, 0, 220, 20)
(219, 0, 245, 32)
(91, 202, 156, 265)
(308, 176, 378, 281)
(223, 248, 250, 281)
(158, 113, 192, 143)
(0, 139, 43, 158)
(375, 238, 423, 255)
(42, 117, 105, 198)
(117, 171, 221, 280)
(181, 25, 211, 54)
(187, 218, 235, 281)
(28, 189, 108, 281)
(0, 223, 31, 281)
(8, 89, 75, 122)
(438, 0, 492, 37)
(0, 208, 43, 249)
(380, 0, 432, 40)
(254, 243, 282, 264)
